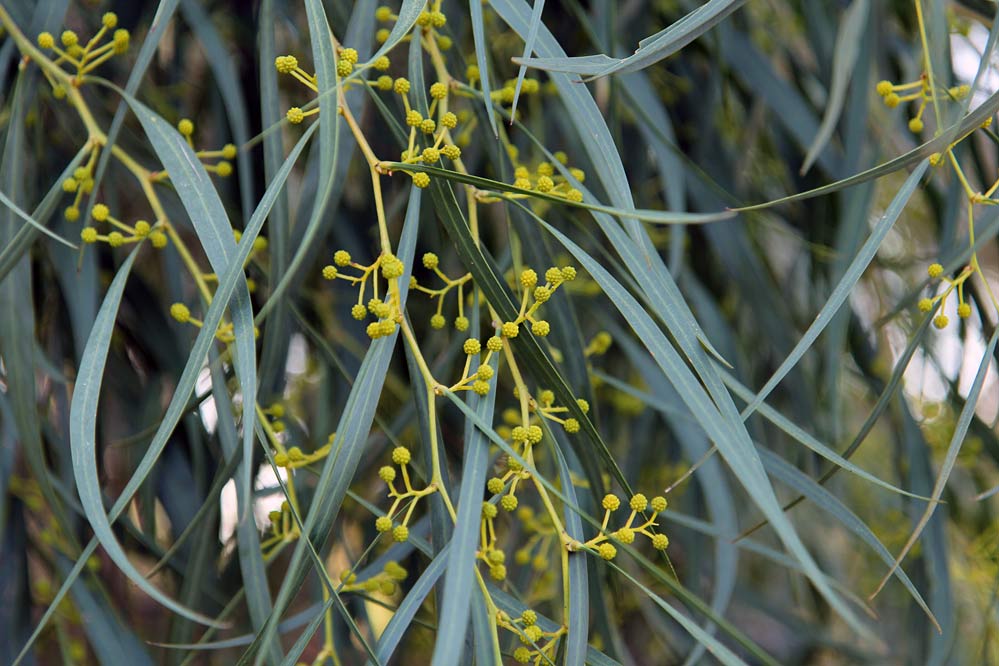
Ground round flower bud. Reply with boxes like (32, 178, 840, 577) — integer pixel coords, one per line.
(391, 446, 411, 465)
(150, 231, 168, 248)
(651, 533, 670, 550)
(430, 11, 447, 27)
(531, 320, 550, 337)
(376, 28, 390, 42)
(437, 35, 453, 50)
(107, 231, 124, 247)
(598, 543, 617, 561)
(463, 338, 481, 355)
(630, 493, 648, 512)
(511, 426, 528, 443)
(133, 220, 151, 237)
(526, 425, 542, 444)
(442, 111, 458, 128)
(576, 398, 590, 414)
(336, 58, 353, 77)
(520, 269, 538, 288)
(334, 250, 351, 266)
(650, 496, 668, 512)
(533, 285, 551, 303)
(602, 494, 620, 511)
(275, 55, 298, 73)
(875, 80, 893, 96)
(177, 118, 194, 136)
(536, 176, 554, 193)
(908, 117, 924, 133)
(393, 77, 411, 94)
(377, 75, 393, 90)
(340, 47, 358, 64)
(472, 380, 490, 395)
(884, 92, 900, 108)
(544, 267, 563, 285)
(413, 172, 431, 188)
(501, 321, 519, 338)
(933, 314, 949, 329)
(489, 564, 506, 580)
(421, 147, 440, 163)
(37, 32, 55, 49)
(482, 502, 498, 519)
(170, 303, 191, 323)
(375, 516, 393, 532)
(378, 466, 396, 483)
(566, 188, 584, 202)
(80, 227, 98, 243)
(286, 107, 305, 124)
(61, 30, 78, 47)
(62, 178, 78, 193)
(958, 302, 972, 319)
(487, 549, 505, 564)
(514, 647, 532, 663)
(441, 145, 461, 160)
(538, 390, 554, 406)
(422, 252, 439, 269)
(487, 477, 505, 494)
(927, 263, 944, 279)
(917, 298, 933, 313)
(454, 316, 469, 331)
(476, 364, 494, 380)
(486, 336, 503, 352)
(373, 56, 391, 70)
(563, 418, 580, 433)
(420, 118, 437, 134)
(375, 6, 392, 21)
(514, 177, 532, 190)
(614, 527, 635, 544)
(392, 525, 409, 542)
(500, 494, 518, 511)
(429, 82, 448, 100)
(351, 304, 367, 320)
(222, 143, 237, 159)
(216, 161, 233, 177)
(112, 29, 130, 54)
(560, 266, 577, 281)
(430, 313, 446, 329)
(91, 204, 109, 222)
(322, 265, 337, 280)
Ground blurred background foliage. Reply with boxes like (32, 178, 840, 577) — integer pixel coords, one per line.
(3, 0, 999, 664)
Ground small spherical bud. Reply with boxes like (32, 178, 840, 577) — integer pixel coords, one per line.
(501, 321, 519, 338)
(482, 502, 498, 519)
(64, 206, 80, 222)
(487, 336, 503, 352)
(61, 30, 78, 47)
(216, 161, 233, 177)
(378, 466, 396, 483)
(322, 265, 337, 280)
(420, 118, 437, 134)
(170, 303, 191, 323)
(339, 47, 358, 64)
(630, 493, 648, 512)
(513, 178, 532, 190)
(565, 188, 583, 202)
(275, 55, 299, 73)
(393, 77, 411, 94)
(375, 516, 393, 532)
(391, 446, 411, 465)
(934, 314, 949, 329)
(150, 231, 168, 248)
(440, 112, 458, 130)
(429, 82, 448, 100)
(336, 58, 353, 77)
(544, 267, 563, 285)
(489, 564, 506, 580)
(602, 494, 620, 511)
(375, 6, 392, 21)
(286, 107, 305, 124)
(80, 227, 98, 243)
(598, 543, 617, 560)
(107, 231, 124, 247)
(463, 338, 482, 355)
(111, 29, 130, 54)
(416, 11, 432, 26)
(513, 647, 531, 663)
(531, 320, 550, 337)
(38, 32, 55, 49)
(487, 477, 505, 494)
(563, 418, 580, 433)
(178, 118, 194, 136)
(430, 313, 446, 329)
(533, 286, 552, 304)
(958, 302, 972, 319)
(376, 75, 393, 90)
(651, 533, 670, 550)
(476, 364, 494, 380)
(908, 117, 924, 133)
(392, 525, 409, 542)
(511, 426, 528, 443)
(466, 64, 480, 82)
(536, 176, 554, 193)
(472, 380, 490, 395)
(884, 93, 900, 108)
(412, 172, 431, 188)
(91, 204, 109, 222)
(131, 220, 150, 237)
(501, 494, 518, 511)
(918, 298, 933, 313)
(437, 35, 453, 50)
(351, 303, 367, 320)
(62, 178, 78, 193)
(560, 266, 577, 281)
(454, 316, 469, 331)
(650, 496, 668, 512)
(373, 55, 391, 71)
(381, 254, 404, 278)
(520, 609, 537, 626)
(441, 145, 461, 160)
(576, 398, 590, 414)
(520, 269, 538, 288)
(536, 162, 554, 177)
(524, 425, 541, 444)
(927, 263, 944, 279)
(421, 147, 440, 163)
(334, 250, 351, 266)
(875, 80, 893, 96)
(376, 28, 390, 42)
(538, 390, 554, 406)
(614, 527, 635, 544)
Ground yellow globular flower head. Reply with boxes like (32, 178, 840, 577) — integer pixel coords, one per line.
(37, 32, 54, 49)
(514, 177, 532, 190)
(107, 231, 124, 247)
(908, 118, 924, 133)
(102, 12, 118, 28)
(536, 162, 554, 177)
(563, 418, 580, 433)
(336, 58, 353, 77)
(918, 298, 933, 313)
(441, 145, 461, 160)
(62, 178, 78, 193)
(651, 496, 668, 512)
(377, 75, 393, 90)
(614, 527, 635, 544)
(65, 206, 80, 222)
(526, 425, 542, 444)
(927, 263, 944, 279)
(520, 269, 538, 288)
(437, 35, 453, 50)
(466, 64, 480, 82)
(531, 320, 550, 337)
(420, 118, 437, 134)
(929, 152, 943, 166)
(560, 266, 577, 282)
(489, 564, 507, 580)
(598, 543, 617, 561)
(391, 446, 411, 465)
(334, 250, 352, 266)
(412, 172, 431, 188)
(112, 29, 130, 54)
(536, 176, 554, 193)
(533, 285, 551, 303)
(481, 501, 498, 519)
(630, 493, 648, 512)
(958, 303, 972, 319)
(421, 252, 439, 270)
(176, 119, 194, 137)
(511, 426, 528, 443)
(566, 188, 584, 202)
(884, 93, 900, 108)
(91, 204, 109, 222)
(275, 55, 299, 73)
(429, 11, 447, 27)
(222, 144, 238, 159)
(392, 524, 409, 542)
(602, 494, 620, 511)
(394, 77, 411, 94)
(216, 161, 233, 177)
(429, 82, 448, 100)
(170, 303, 191, 323)
(405, 110, 423, 126)
(487, 477, 504, 494)
(375, 6, 392, 21)
(150, 231, 168, 248)
(651, 533, 670, 550)
(522, 79, 539, 94)
(322, 265, 337, 280)
(476, 364, 494, 380)
(351, 304, 367, 320)
(933, 314, 949, 329)
(472, 380, 490, 395)
(380, 253, 404, 278)
(501, 494, 518, 511)
(487, 335, 503, 352)
(340, 47, 358, 64)
(375, 516, 393, 532)
(442, 111, 458, 128)
(538, 389, 554, 406)
(576, 398, 590, 414)
(80, 227, 98, 244)
(513, 647, 532, 663)
(376, 28, 390, 43)
(373, 55, 391, 70)
(421, 147, 440, 163)
(569, 167, 585, 182)
(426, 314, 444, 330)
(378, 465, 396, 483)
(501, 321, 519, 338)
(454, 316, 469, 331)
(875, 80, 893, 96)
(544, 267, 563, 286)
(61, 30, 78, 47)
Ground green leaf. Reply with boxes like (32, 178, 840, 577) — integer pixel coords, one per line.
(469, 0, 499, 137)
(0, 187, 76, 248)
(509, 0, 545, 115)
